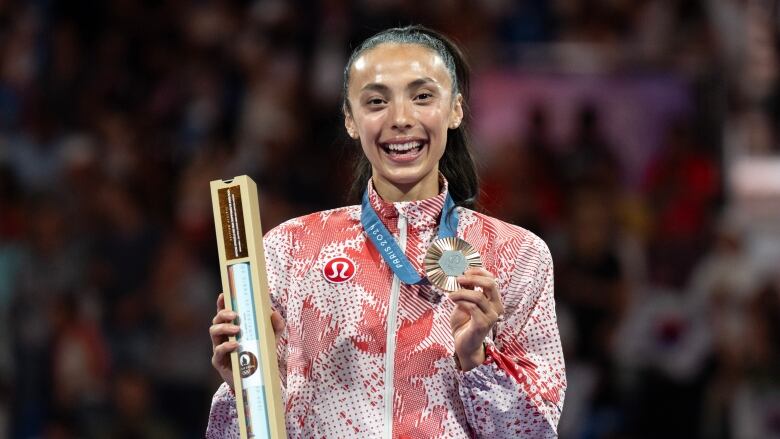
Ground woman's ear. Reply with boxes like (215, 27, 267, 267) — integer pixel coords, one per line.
(449, 94, 464, 129)
(343, 105, 359, 139)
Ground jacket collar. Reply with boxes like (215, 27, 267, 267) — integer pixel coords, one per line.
(366, 175, 450, 231)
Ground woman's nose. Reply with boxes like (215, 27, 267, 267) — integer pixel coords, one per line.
(390, 101, 413, 130)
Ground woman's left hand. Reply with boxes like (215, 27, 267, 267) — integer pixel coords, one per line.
(449, 267, 504, 371)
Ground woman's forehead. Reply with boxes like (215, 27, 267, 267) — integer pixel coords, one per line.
(349, 43, 453, 90)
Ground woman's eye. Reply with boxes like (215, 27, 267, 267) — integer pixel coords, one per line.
(415, 93, 433, 101)
(366, 98, 385, 106)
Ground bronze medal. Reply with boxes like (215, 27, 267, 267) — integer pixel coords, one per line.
(424, 237, 482, 292)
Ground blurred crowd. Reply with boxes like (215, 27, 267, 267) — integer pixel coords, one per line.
(0, 1, 778, 438)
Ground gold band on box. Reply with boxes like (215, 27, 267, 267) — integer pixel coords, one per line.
(424, 237, 482, 291)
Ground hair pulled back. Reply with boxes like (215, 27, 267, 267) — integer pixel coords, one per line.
(342, 25, 479, 209)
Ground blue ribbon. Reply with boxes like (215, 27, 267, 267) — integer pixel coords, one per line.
(361, 189, 458, 284)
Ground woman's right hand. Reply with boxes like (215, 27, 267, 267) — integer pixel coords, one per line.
(210, 292, 286, 390)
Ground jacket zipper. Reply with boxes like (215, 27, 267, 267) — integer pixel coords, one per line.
(383, 213, 407, 439)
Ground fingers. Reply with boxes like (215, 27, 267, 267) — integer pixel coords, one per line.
(454, 303, 493, 332)
(209, 322, 240, 338)
(447, 290, 491, 314)
(270, 311, 286, 338)
(212, 308, 238, 325)
(463, 267, 493, 278)
(211, 340, 239, 367)
(217, 292, 226, 312)
(210, 319, 239, 349)
(447, 290, 499, 330)
(457, 269, 499, 299)
(450, 267, 504, 331)
(457, 269, 504, 314)
(214, 291, 288, 358)
(458, 267, 495, 288)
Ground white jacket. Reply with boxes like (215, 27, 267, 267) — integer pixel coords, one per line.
(207, 180, 566, 438)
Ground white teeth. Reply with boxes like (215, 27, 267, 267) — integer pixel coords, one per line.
(386, 141, 423, 152)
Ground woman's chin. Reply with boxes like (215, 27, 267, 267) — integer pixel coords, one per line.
(374, 167, 440, 195)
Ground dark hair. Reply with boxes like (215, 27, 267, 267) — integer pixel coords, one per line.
(342, 25, 479, 209)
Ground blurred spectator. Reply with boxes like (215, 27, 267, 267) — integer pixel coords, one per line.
(558, 183, 628, 363)
(561, 103, 621, 188)
(50, 293, 110, 435)
(481, 104, 563, 236)
(10, 195, 86, 437)
(91, 180, 160, 368)
(729, 282, 780, 439)
(556, 182, 629, 438)
(642, 119, 720, 287)
(615, 286, 712, 438)
(93, 369, 176, 439)
(147, 233, 216, 437)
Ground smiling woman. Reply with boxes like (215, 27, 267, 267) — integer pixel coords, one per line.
(343, 27, 478, 210)
(344, 42, 463, 202)
(207, 25, 566, 439)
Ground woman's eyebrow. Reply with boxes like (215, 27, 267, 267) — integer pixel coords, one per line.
(360, 77, 439, 93)
(407, 77, 438, 89)
(361, 83, 390, 93)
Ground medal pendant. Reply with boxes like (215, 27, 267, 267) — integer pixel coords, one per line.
(424, 237, 482, 292)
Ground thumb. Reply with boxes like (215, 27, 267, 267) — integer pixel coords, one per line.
(270, 311, 286, 338)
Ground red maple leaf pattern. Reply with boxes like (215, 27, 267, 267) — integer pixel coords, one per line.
(350, 300, 386, 356)
(287, 296, 340, 379)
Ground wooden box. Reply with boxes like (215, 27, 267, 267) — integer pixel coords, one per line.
(210, 175, 287, 439)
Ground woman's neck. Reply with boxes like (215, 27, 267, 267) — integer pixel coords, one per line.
(372, 171, 440, 202)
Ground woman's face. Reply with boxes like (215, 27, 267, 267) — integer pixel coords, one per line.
(345, 43, 463, 199)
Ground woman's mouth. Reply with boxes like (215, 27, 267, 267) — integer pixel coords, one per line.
(380, 140, 426, 162)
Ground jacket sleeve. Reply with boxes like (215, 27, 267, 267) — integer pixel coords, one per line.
(457, 236, 566, 438)
(206, 382, 240, 438)
(206, 225, 292, 438)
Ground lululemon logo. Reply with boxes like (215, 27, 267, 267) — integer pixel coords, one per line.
(323, 257, 356, 283)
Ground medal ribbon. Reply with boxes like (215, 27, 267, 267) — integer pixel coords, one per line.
(361, 189, 458, 285)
